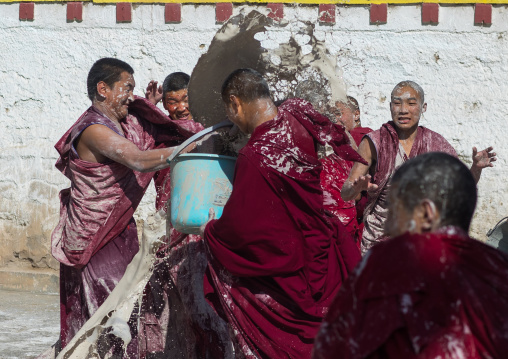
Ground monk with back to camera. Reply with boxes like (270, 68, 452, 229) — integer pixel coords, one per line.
(200, 68, 365, 358)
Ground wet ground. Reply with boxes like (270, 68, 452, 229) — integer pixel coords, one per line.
(0, 289, 59, 359)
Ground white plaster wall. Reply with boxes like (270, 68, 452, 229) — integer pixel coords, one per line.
(0, 3, 507, 270)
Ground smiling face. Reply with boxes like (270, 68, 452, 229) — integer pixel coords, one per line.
(163, 88, 193, 121)
(390, 86, 426, 132)
(102, 71, 135, 121)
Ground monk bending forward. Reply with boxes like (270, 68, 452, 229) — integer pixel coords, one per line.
(200, 68, 364, 358)
(313, 152, 508, 359)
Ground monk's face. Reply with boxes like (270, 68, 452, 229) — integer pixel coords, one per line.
(102, 71, 135, 121)
(390, 86, 426, 132)
(332, 101, 360, 131)
(163, 89, 193, 121)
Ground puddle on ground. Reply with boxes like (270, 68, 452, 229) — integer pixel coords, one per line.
(0, 288, 59, 358)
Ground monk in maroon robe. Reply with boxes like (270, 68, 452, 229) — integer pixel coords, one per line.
(321, 96, 372, 247)
(201, 69, 364, 358)
(314, 152, 508, 359)
(52, 58, 201, 352)
(342, 80, 496, 254)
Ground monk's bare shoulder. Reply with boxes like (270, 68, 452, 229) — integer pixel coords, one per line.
(357, 136, 376, 168)
(75, 124, 129, 164)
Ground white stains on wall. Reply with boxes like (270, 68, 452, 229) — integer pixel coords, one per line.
(0, 3, 507, 270)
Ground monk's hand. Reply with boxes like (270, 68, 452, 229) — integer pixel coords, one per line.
(195, 133, 223, 154)
(145, 80, 163, 105)
(199, 208, 215, 237)
(180, 142, 197, 154)
(352, 175, 378, 193)
(472, 146, 496, 170)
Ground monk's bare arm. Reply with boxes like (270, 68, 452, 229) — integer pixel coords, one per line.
(341, 137, 377, 201)
(470, 146, 497, 183)
(76, 124, 191, 172)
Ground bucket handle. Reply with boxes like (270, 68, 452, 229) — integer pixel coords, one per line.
(166, 120, 234, 163)
(487, 216, 508, 237)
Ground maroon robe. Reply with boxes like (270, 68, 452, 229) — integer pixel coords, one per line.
(349, 126, 373, 147)
(349, 126, 374, 247)
(52, 96, 202, 349)
(320, 155, 357, 242)
(362, 122, 457, 250)
(313, 228, 508, 359)
(204, 98, 364, 358)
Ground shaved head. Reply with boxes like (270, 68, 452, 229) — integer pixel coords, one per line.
(221, 68, 271, 104)
(389, 152, 477, 232)
(391, 81, 425, 105)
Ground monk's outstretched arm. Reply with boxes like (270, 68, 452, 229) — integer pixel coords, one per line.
(470, 146, 497, 183)
(77, 124, 194, 172)
(341, 137, 377, 202)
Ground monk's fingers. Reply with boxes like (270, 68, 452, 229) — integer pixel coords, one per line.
(199, 209, 214, 237)
(182, 142, 197, 153)
(472, 146, 478, 157)
(352, 177, 364, 188)
(367, 183, 378, 192)
(208, 208, 216, 220)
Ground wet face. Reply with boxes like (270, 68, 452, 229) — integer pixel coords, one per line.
(102, 71, 135, 121)
(163, 89, 192, 121)
(390, 86, 426, 132)
(384, 184, 415, 238)
(331, 102, 359, 131)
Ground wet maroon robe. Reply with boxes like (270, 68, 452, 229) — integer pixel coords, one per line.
(363, 122, 457, 248)
(320, 155, 357, 241)
(313, 228, 508, 359)
(204, 98, 364, 358)
(349, 126, 373, 147)
(366, 121, 457, 220)
(349, 126, 373, 246)
(52, 96, 202, 349)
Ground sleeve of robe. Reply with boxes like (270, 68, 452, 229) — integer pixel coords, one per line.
(204, 153, 306, 278)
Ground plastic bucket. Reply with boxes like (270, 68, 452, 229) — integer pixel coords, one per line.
(169, 153, 236, 234)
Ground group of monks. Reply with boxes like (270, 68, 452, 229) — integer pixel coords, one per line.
(49, 58, 508, 359)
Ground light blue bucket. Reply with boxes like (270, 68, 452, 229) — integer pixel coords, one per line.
(166, 121, 236, 234)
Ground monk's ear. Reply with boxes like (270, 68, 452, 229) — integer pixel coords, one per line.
(421, 102, 427, 114)
(420, 199, 440, 232)
(96, 81, 109, 100)
(231, 95, 244, 115)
